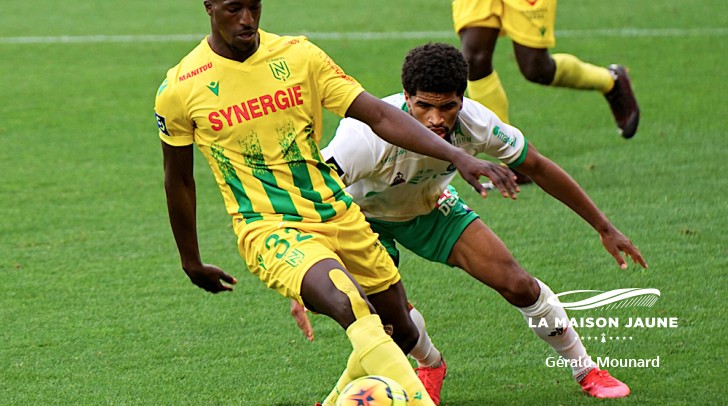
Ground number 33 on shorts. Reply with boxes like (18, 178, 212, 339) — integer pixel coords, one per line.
(263, 228, 312, 267)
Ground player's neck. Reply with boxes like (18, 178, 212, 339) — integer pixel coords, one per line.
(207, 34, 260, 63)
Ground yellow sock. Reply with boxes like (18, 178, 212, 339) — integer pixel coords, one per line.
(321, 352, 366, 406)
(321, 269, 373, 405)
(347, 314, 434, 405)
(467, 71, 509, 123)
(320, 271, 432, 404)
(551, 53, 615, 93)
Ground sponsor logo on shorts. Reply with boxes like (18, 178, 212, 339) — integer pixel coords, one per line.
(283, 249, 304, 267)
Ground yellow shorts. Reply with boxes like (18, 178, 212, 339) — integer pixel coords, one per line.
(453, 0, 557, 48)
(237, 204, 400, 304)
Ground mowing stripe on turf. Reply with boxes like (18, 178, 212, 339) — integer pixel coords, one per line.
(1, 28, 727, 44)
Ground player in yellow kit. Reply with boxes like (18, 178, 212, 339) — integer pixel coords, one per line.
(155, 1, 519, 404)
(453, 0, 639, 139)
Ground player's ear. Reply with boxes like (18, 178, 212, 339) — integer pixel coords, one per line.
(403, 91, 414, 113)
(204, 0, 213, 15)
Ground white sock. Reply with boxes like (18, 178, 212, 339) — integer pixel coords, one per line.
(408, 307, 442, 368)
(518, 279, 596, 380)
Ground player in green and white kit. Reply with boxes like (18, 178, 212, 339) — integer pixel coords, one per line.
(295, 43, 647, 404)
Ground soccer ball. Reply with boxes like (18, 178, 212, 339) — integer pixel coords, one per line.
(335, 375, 409, 406)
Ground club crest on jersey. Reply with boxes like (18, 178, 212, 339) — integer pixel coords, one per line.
(268, 57, 291, 81)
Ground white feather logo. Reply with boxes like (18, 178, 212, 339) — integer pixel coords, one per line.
(547, 288, 660, 310)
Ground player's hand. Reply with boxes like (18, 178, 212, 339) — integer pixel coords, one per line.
(453, 152, 519, 199)
(599, 226, 648, 270)
(290, 299, 314, 342)
(183, 263, 237, 293)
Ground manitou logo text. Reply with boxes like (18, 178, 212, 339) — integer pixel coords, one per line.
(179, 62, 213, 82)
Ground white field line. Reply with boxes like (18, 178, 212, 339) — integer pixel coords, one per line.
(0, 27, 727, 44)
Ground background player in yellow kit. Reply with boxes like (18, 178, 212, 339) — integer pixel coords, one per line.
(154, 1, 518, 404)
(453, 0, 639, 139)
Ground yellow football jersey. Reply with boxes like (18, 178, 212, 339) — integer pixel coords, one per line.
(155, 31, 364, 226)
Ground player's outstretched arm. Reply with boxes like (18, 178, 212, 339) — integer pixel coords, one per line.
(162, 142, 237, 292)
(345, 92, 519, 199)
(515, 143, 647, 270)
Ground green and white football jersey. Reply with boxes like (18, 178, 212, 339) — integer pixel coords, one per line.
(323, 93, 527, 221)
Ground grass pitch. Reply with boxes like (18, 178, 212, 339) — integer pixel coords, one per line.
(1, 1, 726, 404)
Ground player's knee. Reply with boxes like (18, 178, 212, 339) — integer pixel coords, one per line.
(391, 319, 420, 355)
(499, 266, 539, 307)
(462, 50, 493, 79)
(317, 291, 359, 326)
(312, 268, 374, 328)
(519, 62, 554, 85)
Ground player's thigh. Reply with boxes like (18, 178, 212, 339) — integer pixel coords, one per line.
(335, 204, 402, 296)
(453, 0, 504, 33)
(459, 27, 501, 78)
(448, 219, 536, 302)
(501, 0, 557, 48)
(336, 208, 417, 349)
(300, 258, 376, 328)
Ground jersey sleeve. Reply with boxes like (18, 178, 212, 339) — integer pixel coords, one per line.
(306, 41, 365, 117)
(322, 118, 379, 186)
(154, 72, 194, 147)
(466, 99, 528, 168)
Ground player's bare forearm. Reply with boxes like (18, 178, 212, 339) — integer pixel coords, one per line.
(518, 144, 647, 269)
(518, 144, 610, 231)
(346, 92, 518, 197)
(166, 189, 204, 271)
(162, 142, 238, 292)
(162, 142, 203, 270)
(346, 92, 460, 161)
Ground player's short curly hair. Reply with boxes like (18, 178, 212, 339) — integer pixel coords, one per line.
(401, 42, 468, 96)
